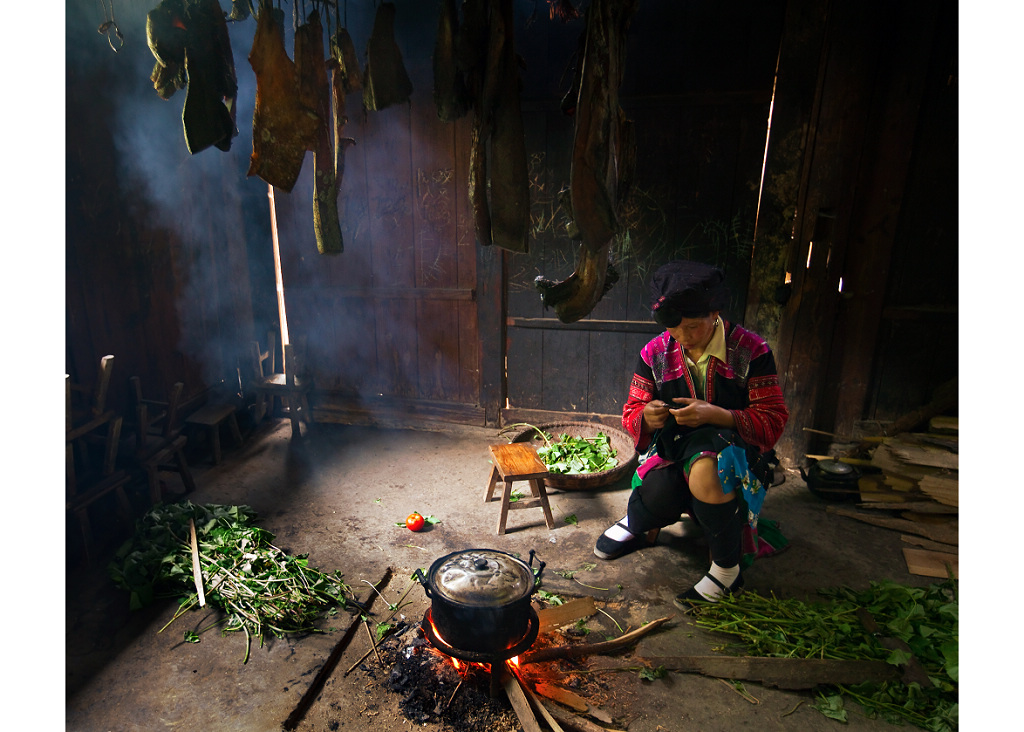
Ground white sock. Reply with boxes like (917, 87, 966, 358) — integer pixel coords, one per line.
(693, 562, 740, 600)
(603, 517, 634, 542)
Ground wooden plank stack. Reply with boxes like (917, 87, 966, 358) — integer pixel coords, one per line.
(818, 416, 958, 579)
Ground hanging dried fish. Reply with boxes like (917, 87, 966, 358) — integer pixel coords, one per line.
(362, 2, 413, 112)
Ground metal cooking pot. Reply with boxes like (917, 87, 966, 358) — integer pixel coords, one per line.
(799, 458, 862, 502)
(415, 548, 545, 654)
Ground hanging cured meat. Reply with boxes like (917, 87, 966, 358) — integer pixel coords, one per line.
(362, 2, 413, 112)
(534, 0, 638, 323)
(433, 0, 470, 123)
(458, 0, 529, 253)
(486, 0, 529, 254)
(295, 10, 343, 255)
(328, 26, 360, 180)
(146, 0, 238, 154)
(247, 0, 321, 192)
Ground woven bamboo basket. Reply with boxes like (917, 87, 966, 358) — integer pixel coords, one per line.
(507, 421, 638, 491)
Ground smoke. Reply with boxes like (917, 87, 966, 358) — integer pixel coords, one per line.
(67, 0, 472, 404)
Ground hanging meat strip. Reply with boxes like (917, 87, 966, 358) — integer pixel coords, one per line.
(487, 0, 529, 253)
(247, 0, 321, 192)
(462, 0, 529, 253)
(181, 0, 238, 154)
(362, 2, 413, 112)
(534, 0, 638, 322)
(146, 0, 238, 154)
(433, 0, 470, 123)
(464, 0, 502, 248)
(328, 27, 360, 180)
(295, 10, 342, 255)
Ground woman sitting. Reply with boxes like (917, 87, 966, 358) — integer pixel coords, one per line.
(594, 260, 789, 609)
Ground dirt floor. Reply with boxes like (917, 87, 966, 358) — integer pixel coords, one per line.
(64, 417, 955, 732)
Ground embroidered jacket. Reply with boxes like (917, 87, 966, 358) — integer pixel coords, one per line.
(622, 321, 789, 454)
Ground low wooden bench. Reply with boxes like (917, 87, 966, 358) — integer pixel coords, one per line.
(484, 442, 556, 535)
(185, 403, 243, 465)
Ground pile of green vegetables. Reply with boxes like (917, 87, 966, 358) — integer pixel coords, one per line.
(108, 501, 352, 663)
(504, 424, 619, 474)
(691, 578, 958, 731)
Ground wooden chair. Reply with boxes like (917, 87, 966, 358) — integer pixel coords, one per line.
(69, 354, 115, 425)
(67, 354, 116, 473)
(248, 334, 312, 438)
(127, 376, 197, 506)
(246, 331, 276, 421)
(66, 374, 132, 563)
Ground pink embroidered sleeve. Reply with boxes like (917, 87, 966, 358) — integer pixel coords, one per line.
(622, 373, 655, 452)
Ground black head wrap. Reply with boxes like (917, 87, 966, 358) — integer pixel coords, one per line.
(649, 260, 730, 327)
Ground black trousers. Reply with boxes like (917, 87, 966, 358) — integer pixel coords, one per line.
(626, 455, 745, 569)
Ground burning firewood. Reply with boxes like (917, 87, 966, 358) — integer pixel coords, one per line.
(521, 614, 673, 665)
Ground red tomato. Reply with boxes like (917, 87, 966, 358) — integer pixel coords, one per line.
(406, 512, 425, 532)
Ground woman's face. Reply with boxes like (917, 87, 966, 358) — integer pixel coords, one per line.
(666, 312, 719, 353)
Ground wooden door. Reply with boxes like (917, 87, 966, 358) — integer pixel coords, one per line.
(268, 3, 483, 426)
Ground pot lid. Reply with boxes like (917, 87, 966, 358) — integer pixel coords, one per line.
(430, 549, 534, 606)
(817, 459, 855, 475)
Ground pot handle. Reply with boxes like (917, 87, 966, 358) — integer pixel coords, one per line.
(413, 567, 433, 598)
(527, 549, 546, 586)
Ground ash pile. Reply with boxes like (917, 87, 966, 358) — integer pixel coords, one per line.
(382, 631, 522, 731)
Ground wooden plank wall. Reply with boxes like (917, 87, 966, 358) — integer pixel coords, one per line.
(66, 0, 259, 415)
(503, 0, 786, 426)
(764, 0, 957, 461)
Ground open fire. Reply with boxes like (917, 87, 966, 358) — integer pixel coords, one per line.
(422, 607, 539, 698)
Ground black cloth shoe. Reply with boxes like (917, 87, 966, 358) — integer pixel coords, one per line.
(673, 572, 744, 612)
(593, 522, 655, 560)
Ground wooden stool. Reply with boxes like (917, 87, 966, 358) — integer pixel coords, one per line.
(186, 403, 243, 465)
(484, 443, 555, 535)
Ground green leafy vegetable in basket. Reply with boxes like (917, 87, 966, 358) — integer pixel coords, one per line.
(536, 432, 619, 475)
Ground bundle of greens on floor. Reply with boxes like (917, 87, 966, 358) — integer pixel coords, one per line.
(108, 501, 353, 663)
(690, 578, 957, 732)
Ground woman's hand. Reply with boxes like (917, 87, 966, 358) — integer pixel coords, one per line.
(642, 398, 675, 430)
(668, 397, 736, 429)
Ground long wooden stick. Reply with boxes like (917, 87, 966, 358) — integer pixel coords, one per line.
(502, 666, 544, 732)
(521, 615, 672, 664)
(188, 519, 206, 608)
(536, 697, 628, 732)
(643, 655, 899, 689)
(282, 567, 394, 731)
(520, 678, 566, 732)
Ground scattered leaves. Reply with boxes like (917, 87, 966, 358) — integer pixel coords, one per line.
(536, 589, 565, 606)
(638, 665, 667, 682)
